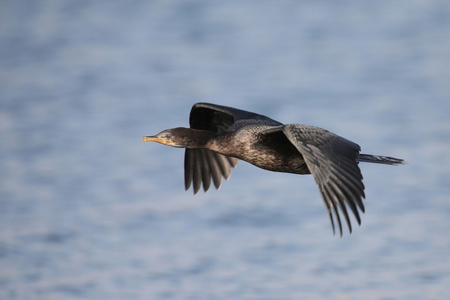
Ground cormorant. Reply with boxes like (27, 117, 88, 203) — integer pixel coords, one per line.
(142, 103, 404, 235)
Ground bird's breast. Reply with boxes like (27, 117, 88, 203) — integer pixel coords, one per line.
(212, 138, 309, 174)
(206, 128, 311, 175)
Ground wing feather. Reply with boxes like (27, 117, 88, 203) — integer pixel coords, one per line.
(184, 148, 238, 194)
(282, 124, 365, 235)
(184, 102, 276, 193)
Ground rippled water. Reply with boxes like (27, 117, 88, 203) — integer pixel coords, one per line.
(1, 1, 450, 299)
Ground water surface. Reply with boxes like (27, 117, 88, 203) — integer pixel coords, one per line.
(1, 1, 449, 299)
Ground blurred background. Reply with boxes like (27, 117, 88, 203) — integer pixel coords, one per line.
(1, 1, 449, 299)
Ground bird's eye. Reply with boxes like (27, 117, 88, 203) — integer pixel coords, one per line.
(165, 133, 172, 139)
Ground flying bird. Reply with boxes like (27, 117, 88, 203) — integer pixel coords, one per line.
(142, 103, 404, 235)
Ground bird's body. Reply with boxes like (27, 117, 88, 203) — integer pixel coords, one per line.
(142, 102, 404, 235)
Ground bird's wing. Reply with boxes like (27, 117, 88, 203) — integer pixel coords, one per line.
(189, 102, 282, 129)
(184, 148, 238, 194)
(185, 103, 281, 194)
(282, 124, 365, 236)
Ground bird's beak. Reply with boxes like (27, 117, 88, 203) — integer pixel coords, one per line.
(141, 136, 175, 146)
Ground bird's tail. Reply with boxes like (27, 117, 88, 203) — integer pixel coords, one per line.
(357, 154, 405, 165)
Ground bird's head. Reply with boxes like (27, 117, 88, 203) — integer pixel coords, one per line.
(142, 127, 213, 148)
(141, 128, 189, 148)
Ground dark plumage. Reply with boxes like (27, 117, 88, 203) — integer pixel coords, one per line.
(142, 102, 404, 235)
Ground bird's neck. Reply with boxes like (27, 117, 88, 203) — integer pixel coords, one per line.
(204, 132, 237, 155)
(185, 129, 217, 148)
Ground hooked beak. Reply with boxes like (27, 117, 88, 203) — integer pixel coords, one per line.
(141, 136, 175, 146)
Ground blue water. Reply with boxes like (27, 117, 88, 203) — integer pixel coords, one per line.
(1, 1, 450, 299)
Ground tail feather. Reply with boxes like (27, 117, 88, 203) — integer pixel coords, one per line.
(357, 154, 405, 165)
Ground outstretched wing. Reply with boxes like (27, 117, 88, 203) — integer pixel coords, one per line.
(282, 124, 365, 236)
(185, 103, 281, 194)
